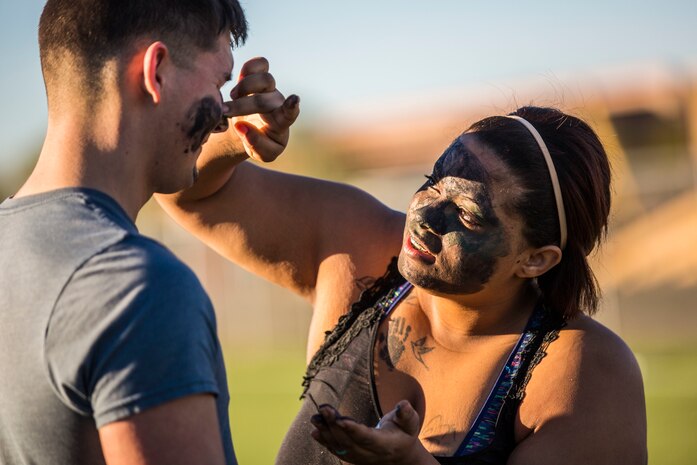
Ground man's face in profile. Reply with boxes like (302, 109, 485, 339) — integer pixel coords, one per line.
(155, 34, 234, 193)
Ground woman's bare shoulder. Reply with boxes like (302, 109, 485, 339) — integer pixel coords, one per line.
(527, 314, 643, 399)
(514, 314, 647, 463)
(557, 314, 640, 365)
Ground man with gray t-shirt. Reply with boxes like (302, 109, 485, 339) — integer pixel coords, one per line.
(0, 1, 298, 464)
(0, 188, 233, 463)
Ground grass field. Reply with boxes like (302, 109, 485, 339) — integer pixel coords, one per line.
(225, 345, 697, 465)
(640, 349, 697, 465)
(225, 347, 307, 465)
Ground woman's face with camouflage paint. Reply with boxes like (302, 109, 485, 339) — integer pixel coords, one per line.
(398, 134, 523, 295)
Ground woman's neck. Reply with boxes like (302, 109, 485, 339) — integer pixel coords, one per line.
(412, 284, 538, 352)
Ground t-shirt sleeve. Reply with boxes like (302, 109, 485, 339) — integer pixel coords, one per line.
(45, 237, 221, 428)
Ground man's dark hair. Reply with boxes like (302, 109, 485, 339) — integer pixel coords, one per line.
(39, 0, 247, 95)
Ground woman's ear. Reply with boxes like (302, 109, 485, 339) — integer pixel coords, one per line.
(515, 245, 562, 278)
(142, 41, 169, 105)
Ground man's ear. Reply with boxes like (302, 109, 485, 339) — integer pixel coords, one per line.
(515, 245, 562, 279)
(142, 41, 169, 105)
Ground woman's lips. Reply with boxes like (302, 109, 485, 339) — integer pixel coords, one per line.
(403, 233, 436, 264)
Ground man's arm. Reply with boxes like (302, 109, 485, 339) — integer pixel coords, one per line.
(99, 395, 225, 465)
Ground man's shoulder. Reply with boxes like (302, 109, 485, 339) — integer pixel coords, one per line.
(46, 237, 221, 430)
(48, 234, 215, 381)
(67, 233, 207, 312)
(1, 188, 136, 263)
(49, 233, 214, 364)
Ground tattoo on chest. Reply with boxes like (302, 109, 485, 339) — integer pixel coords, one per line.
(378, 315, 437, 371)
(377, 295, 437, 371)
(421, 415, 458, 446)
(354, 276, 377, 292)
(378, 317, 411, 370)
(411, 337, 435, 369)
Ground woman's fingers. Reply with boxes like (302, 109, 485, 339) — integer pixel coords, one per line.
(310, 403, 427, 464)
(391, 400, 421, 436)
(226, 90, 285, 117)
(310, 413, 346, 457)
(229, 72, 276, 100)
(235, 57, 269, 82)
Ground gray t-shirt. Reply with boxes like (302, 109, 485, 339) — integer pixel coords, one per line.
(0, 188, 236, 465)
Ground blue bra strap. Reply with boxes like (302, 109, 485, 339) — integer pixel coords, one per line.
(381, 281, 413, 319)
(454, 303, 546, 456)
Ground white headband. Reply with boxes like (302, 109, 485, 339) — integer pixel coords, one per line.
(505, 115, 567, 250)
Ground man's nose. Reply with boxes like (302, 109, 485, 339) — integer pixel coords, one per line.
(212, 117, 229, 133)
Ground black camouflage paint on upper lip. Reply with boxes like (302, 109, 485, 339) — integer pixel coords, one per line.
(183, 97, 224, 154)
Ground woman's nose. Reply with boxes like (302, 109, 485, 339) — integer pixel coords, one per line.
(414, 204, 447, 235)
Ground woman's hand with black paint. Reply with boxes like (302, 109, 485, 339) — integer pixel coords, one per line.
(310, 400, 439, 465)
(226, 57, 300, 163)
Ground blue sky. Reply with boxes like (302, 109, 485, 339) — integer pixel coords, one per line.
(1, 0, 696, 171)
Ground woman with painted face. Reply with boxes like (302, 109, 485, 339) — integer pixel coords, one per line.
(158, 105, 647, 465)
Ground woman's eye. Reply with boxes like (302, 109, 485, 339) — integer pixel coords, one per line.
(459, 209, 483, 229)
(424, 174, 437, 187)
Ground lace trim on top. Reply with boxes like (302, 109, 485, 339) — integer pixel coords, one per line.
(301, 258, 405, 398)
(511, 316, 566, 401)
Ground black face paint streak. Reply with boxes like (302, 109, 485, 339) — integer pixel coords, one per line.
(410, 337, 435, 369)
(434, 139, 489, 183)
(182, 97, 223, 154)
(426, 139, 499, 227)
(378, 317, 412, 371)
(399, 138, 512, 295)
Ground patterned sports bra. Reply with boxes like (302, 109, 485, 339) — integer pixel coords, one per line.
(275, 259, 565, 465)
